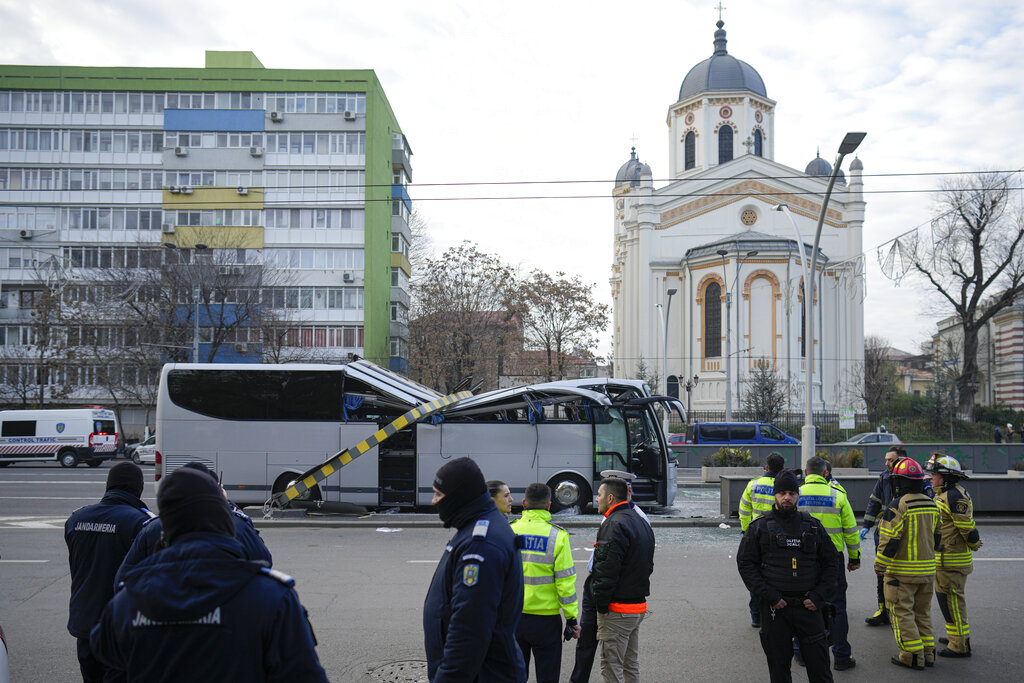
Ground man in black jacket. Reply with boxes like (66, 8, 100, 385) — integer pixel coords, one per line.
(592, 476, 655, 683)
(65, 462, 153, 682)
(738, 470, 838, 683)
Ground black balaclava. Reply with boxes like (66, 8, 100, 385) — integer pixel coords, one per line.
(106, 461, 144, 498)
(433, 457, 486, 526)
(157, 468, 235, 544)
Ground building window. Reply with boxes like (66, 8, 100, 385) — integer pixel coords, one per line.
(754, 129, 763, 157)
(718, 127, 733, 164)
(704, 282, 722, 358)
(684, 132, 695, 170)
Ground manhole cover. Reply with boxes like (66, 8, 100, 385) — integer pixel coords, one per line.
(368, 660, 429, 683)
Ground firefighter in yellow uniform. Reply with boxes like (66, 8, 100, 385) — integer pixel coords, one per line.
(799, 455, 860, 670)
(926, 453, 982, 658)
(739, 452, 786, 627)
(511, 482, 579, 683)
(875, 458, 939, 670)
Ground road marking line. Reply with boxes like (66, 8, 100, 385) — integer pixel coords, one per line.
(0, 560, 49, 563)
(974, 558, 1024, 562)
(0, 480, 109, 484)
(407, 560, 436, 564)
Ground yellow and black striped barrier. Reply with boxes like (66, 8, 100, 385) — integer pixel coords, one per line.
(265, 390, 473, 512)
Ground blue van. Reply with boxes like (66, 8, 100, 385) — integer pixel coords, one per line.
(685, 422, 798, 445)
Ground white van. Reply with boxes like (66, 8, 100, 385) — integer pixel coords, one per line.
(0, 408, 120, 468)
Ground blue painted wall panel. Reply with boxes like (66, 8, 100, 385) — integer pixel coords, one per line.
(164, 109, 266, 132)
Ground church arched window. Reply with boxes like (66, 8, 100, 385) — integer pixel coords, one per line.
(667, 375, 679, 399)
(704, 282, 722, 358)
(718, 126, 733, 164)
(754, 129, 763, 157)
(684, 132, 695, 170)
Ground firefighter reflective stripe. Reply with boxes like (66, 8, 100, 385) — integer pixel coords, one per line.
(935, 484, 978, 571)
(267, 390, 473, 509)
(876, 493, 938, 577)
(798, 475, 860, 559)
(511, 509, 578, 619)
(739, 476, 775, 531)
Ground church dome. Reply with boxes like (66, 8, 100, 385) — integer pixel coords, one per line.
(850, 156, 863, 171)
(678, 21, 767, 101)
(615, 147, 643, 188)
(805, 151, 845, 183)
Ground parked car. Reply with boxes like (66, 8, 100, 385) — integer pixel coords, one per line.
(685, 422, 798, 445)
(667, 433, 687, 446)
(131, 435, 156, 465)
(835, 431, 902, 446)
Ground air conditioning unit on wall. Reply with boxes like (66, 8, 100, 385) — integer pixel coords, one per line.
(236, 187, 249, 195)
(162, 224, 175, 234)
(179, 186, 193, 195)
(342, 272, 354, 282)
(174, 146, 188, 157)
(250, 146, 263, 157)
(343, 110, 356, 121)
(269, 111, 284, 122)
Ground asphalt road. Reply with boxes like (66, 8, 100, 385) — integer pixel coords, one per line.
(2, 462, 1023, 682)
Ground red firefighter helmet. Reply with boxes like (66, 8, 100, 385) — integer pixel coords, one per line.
(892, 457, 925, 480)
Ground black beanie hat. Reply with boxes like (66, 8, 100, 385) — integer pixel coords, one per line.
(182, 461, 219, 484)
(106, 461, 144, 498)
(773, 470, 800, 494)
(433, 457, 486, 526)
(157, 467, 235, 544)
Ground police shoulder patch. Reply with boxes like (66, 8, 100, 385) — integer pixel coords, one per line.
(141, 515, 159, 527)
(232, 508, 252, 522)
(472, 519, 490, 538)
(462, 563, 480, 586)
(260, 567, 295, 587)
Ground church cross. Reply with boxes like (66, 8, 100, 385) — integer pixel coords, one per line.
(742, 136, 754, 154)
(629, 134, 638, 148)
(715, 1, 726, 21)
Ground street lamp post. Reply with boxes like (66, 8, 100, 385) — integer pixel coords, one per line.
(775, 131, 865, 468)
(164, 242, 209, 362)
(684, 374, 699, 417)
(656, 287, 678, 432)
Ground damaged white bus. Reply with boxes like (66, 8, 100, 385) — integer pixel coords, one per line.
(155, 360, 683, 511)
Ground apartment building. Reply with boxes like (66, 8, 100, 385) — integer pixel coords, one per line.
(0, 51, 413, 432)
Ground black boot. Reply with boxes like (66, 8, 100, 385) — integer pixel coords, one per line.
(865, 604, 889, 626)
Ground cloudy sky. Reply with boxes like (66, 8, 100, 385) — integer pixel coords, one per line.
(2, 0, 1022, 355)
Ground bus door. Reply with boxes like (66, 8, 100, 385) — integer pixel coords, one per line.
(594, 407, 630, 484)
(378, 426, 416, 507)
(623, 406, 664, 502)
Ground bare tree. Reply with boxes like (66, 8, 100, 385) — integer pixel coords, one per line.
(407, 207, 432, 281)
(521, 270, 609, 382)
(742, 361, 788, 423)
(859, 335, 897, 423)
(408, 242, 524, 391)
(906, 173, 1024, 416)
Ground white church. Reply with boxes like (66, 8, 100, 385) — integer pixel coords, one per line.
(611, 20, 866, 415)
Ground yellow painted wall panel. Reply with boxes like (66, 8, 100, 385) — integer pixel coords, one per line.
(162, 187, 264, 209)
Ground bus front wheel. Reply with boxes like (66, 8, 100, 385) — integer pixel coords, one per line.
(548, 474, 591, 513)
(272, 472, 322, 507)
(59, 450, 79, 468)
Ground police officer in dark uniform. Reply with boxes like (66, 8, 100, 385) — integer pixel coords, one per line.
(423, 457, 527, 683)
(738, 470, 838, 683)
(113, 462, 271, 587)
(90, 467, 328, 682)
(65, 461, 153, 683)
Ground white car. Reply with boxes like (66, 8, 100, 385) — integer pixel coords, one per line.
(131, 435, 156, 465)
(835, 431, 902, 446)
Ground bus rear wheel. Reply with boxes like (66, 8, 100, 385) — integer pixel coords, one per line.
(272, 472, 322, 508)
(548, 474, 591, 513)
(59, 450, 79, 468)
